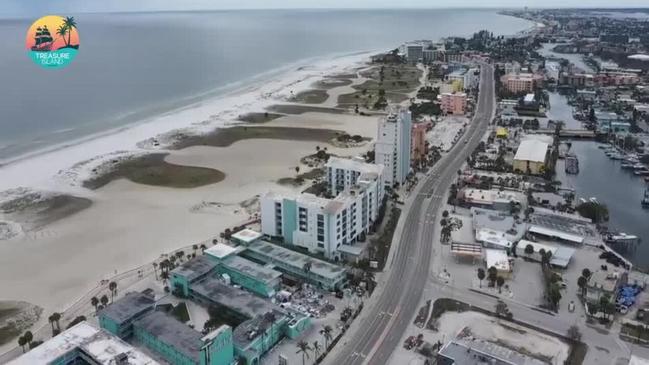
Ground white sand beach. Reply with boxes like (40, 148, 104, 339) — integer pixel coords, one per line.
(0, 50, 381, 353)
(0, 112, 377, 346)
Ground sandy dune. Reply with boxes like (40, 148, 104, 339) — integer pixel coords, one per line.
(0, 112, 377, 324)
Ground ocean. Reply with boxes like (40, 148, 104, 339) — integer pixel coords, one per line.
(0, 9, 531, 162)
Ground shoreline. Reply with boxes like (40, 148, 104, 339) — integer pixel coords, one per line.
(0, 50, 376, 194)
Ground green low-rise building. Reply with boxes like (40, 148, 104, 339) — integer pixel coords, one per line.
(203, 243, 281, 298)
(98, 291, 156, 339)
(240, 237, 347, 290)
(171, 255, 219, 297)
(186, 276, 311, 365)
(133, 311, 234, 365)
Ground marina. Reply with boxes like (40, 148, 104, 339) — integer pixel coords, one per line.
(557, 141, 649, 269)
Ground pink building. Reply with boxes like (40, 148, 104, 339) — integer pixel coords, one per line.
(500, 73, 542, 93)
(440, 92, 467, 115)
(411, 122, 429, 166)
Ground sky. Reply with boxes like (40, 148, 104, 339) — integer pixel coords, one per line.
(2, 0, 649, 17)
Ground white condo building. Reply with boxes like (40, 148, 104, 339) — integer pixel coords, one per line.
(261, 158, 385, 260)
(375, 107, 412, 187)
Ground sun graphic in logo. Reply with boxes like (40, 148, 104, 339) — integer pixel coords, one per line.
(25, 15, 80, 69)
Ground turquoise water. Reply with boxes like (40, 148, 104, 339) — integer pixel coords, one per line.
(0, 10, 532, 160)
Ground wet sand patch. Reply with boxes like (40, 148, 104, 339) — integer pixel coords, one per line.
(172, 126, 343, 150)
(237, 112, 285, 124)
(83, 153, 225, 190)
(1, 192, 92, 232)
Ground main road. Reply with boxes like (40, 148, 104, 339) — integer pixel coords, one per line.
(326, 63, 495, 365)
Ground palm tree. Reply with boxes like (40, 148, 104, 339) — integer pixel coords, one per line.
(487, 266, 497, 286)
(303, 261, 312, 274)
(313, 340, 322, 360)
(477, 268, 485, 288)
(161, 271, 170, 285)
(295, 340, 312, 365)
(320, 325, 333, 350)
(496, 276, 505, 293)
(175, 251, 184, 262)
(63, 17, 77, 47)
(90, 296, 99, 314)
(100, 295, 109, 308)
(524, 244, 534, 257)
(577, 276, 588, 297)
(48, 314, 56, 333)
(200, 244, 207, 252)
(18, 336, 26, 353)
(23, 331, 33, 347)
(108, 281, 117, 303)
(51, 312, 61, 331)
(56, 25, 68, 47)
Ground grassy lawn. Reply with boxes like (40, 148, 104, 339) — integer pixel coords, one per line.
(277, 168, 325, 186)
(289, 89, 330, 104)
(266, 104, 346, 115)
(372, 206, 402, 270)
(84, 153, 225, 190)
(171, 302, 191, 323)
(313, 78, 353, 89)
(337, 64, 420, 109)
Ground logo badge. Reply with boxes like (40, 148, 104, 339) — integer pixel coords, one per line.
(25, 15, 79, 69)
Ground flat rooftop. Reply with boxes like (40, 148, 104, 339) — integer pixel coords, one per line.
(326, 156, 383, 174)
(133, 311, 203, 363)
(171, 255, 218, 282)
(205, 243, 240, 260)
(232, 312, 284, 350)
(191, 276, 282, 319)
(9, 322, 158, 365)
(222, 255, 282, 284)
(438, 338, 546, 365)
(99, 292, 155, 325)
(528, 213, 589, 243)
(463, 188, 523, 205)
(231, 229, 263, 244)
(246, 239, 346, 281)
(471, 207, 515, 232)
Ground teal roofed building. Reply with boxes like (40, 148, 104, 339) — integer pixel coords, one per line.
(133, 311, 234, 365)
(240, 237, 347, 290)
(178, 274, 311, 365)
(203, 243, 281, 298)
(98, 291, 155, 339)
(171, 255, 218, 297)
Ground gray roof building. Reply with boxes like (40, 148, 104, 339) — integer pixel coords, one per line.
(133, 311, 203, 363)
(191, 276, 282, 319)
(171, 255, 218, 283)
(437, 338, 546, 365)
(100, 292, 155, 325)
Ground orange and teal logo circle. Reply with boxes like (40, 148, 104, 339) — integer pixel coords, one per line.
(25, 15, 79, 69)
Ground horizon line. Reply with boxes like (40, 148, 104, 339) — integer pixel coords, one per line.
(2, 6, 649, 19)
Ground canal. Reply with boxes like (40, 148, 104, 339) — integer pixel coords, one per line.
(556, 141, 649, 269)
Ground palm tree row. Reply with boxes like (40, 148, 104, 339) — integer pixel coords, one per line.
(17, 331, 33, 353)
